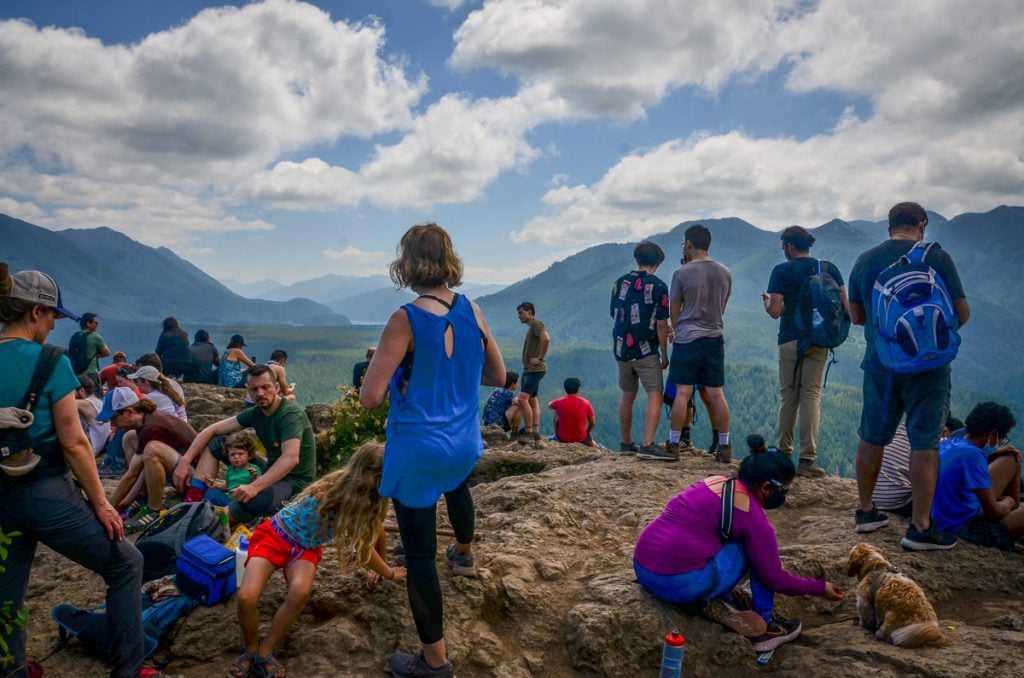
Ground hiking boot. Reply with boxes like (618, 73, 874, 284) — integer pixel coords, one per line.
(444, 543, 478, 577)
(901, 523, 957, 551)
(389, 651, 454, 678)
(125, 506, 161, 534)
(516, 429, 530, 445)
(854, 508, 890, 533)
(796, 460, 827, 478)
(618, 442, 639, 454)
(702, 597, 768, 637)
(750, 615, 802, 652)
(715, 443, 733, 464)
(226, 649, 257, 678)
(637, 445, 679, 462)
(531, 431, 544, 450)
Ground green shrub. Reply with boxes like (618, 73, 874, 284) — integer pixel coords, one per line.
(324, 387, 387, 470)
(0, 528, 27, 667)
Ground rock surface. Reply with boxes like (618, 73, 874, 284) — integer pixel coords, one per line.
(23, 435, 1024, 677)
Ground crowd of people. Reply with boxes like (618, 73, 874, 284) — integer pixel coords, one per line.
(0, 201, 1020, 676)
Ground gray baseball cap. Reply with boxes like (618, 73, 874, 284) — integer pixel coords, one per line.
(5, 267, 79, 322)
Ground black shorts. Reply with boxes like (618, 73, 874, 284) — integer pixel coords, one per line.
(520, 371, 545, 397)
(958, 514, 1015, 551)
(668, 338, 724, 388)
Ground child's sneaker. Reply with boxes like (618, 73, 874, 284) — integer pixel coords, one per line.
(702, 598, 767, 637)
(444, 543, 477, 577)
(750, 615, 802, 652)
(389, 652, 453, 678)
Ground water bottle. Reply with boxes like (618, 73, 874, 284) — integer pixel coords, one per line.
(659, 630, 685, 678)
(235, 535, 249, 588)
(811, 308, 824, 328)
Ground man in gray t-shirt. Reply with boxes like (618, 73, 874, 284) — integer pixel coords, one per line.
(665, 225, 733, 462)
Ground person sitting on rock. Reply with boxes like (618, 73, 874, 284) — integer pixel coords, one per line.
(930, 402, 1024, 550)
(155, 316, 191, 379)
(185, 329, 219, 384)
(127, 364, 188, 421)
(219, 334, 254, 388)
(549, 377, 596, 447)
(75, 375, 110, 456)
(267, 349, 296, 400)
(633, 436, 845, 652)
(228, 442, 406, 678)
(202, 431, 263, 507)
(873, 416, 962, 519)
(100, 387, 199, 532)
(483, 371, 531, 437)
(98, 350, 129, 392)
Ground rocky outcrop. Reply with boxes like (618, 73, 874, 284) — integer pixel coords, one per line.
(27, 439, 1024, 676)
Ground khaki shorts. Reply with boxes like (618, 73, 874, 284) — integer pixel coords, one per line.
(618, 354, 664, 393)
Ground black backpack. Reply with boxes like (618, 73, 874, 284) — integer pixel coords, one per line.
(794, 260, 850, 354)
(134, 502, 227, 582)
(67, 331, 90, 375)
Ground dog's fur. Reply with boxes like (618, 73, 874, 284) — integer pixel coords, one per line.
(846, 543, 944, 648)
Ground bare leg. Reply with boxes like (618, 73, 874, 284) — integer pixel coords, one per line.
(423, 639, 448, 669)
(641, 390, 663, 447)
(670, 384, 695, 432)
(909, 449, 938, 532)
(529, 396, 540, 432)
(856, 439, 884, 512)
(237, 557, 276, 653)
(619, 390, 637, 444)
(141, 441, 182, 510)
(259, 560, 315, 656)
(109, 454, 144, 508)
(514, 393, 533, 430)
(703, 386, 730, 437)
(989, 454, 1021, 502)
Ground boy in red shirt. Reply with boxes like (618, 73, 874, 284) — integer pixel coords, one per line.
(549, 378, 596, 446)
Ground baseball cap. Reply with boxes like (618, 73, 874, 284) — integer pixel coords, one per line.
(126, 365, 160, 382)
(4, 267, 79, 322)
(230, 334, 246, 346)
(96, 386, 141, 423)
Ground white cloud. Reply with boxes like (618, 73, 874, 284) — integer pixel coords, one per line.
(0, 197, 45, 223)
(322, 246, 390, 263)
(464, 252, 562, 285)
(508, 0, 1024, 245)
(428, 0, 475, 10)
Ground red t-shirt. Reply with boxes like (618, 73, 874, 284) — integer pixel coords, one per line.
(98, 363, 123, 391)
(137, 410, 197, 455)
(549, 394, 594, 443)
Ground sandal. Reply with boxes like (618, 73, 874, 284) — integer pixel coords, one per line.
(226, 649, 257, 677)
(256, 653, 287, 678)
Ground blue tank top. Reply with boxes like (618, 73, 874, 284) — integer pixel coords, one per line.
(381, 294, 484, 508)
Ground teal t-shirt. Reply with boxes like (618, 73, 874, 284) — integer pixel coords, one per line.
(235, 398, 316, 493)
(0, 339, 80, 444)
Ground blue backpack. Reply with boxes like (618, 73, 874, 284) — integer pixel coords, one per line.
(871, 241, 960, 373)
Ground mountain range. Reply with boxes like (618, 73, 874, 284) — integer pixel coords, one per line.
(0, 214, 349, 326)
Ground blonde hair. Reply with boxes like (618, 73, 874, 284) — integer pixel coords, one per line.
(389, 223, 463, 290)
(154, 374, 185, 407)
(298, 442, 388, 568)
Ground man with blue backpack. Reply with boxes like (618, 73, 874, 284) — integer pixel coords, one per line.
(848, 202, 970, 551)
(763, 226, 850, 478)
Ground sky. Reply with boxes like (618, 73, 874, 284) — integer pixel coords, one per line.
(1, 0, 1022, 286)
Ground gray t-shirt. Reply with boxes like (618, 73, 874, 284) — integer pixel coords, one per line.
(669, 259, 732, 343)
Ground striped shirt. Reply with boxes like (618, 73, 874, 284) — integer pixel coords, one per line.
(872, 423, 912, 510)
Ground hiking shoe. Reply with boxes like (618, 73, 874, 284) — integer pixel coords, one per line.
(516, 429, 530, 445)
(618, 442, 639, 454)
(854, 508, 890, 533)
(702, 598, 768, 637)
(637, 445, 679, 462)
(226, 649, 257, 678)
(901, 523, 957, 551)
(389, 651, 454, 678)
(706, 438, 717, 457)
(715, 443, 733, 464)
(530, 431, 544, 450)
(679, 435, 694, 451)
(796, 460, 827, 478)
(750, 615, 802, 652)
(444, 543, 478, 577)
(256, 653, 286, 678)
(125, 506, 161, 534)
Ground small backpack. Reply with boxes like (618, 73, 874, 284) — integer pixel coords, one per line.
(67, 331, 90, 375)
(135, 502, 228, 582)
(794, 260, 850, 354)
(871, 241, 960, 373)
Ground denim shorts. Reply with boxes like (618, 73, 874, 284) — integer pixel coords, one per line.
(859, 367, 950, 449)
(520, 371, 545, 397)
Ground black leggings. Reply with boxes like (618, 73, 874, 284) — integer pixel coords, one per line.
(392, 477, 475, 644)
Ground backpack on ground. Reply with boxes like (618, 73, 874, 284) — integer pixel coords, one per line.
(871, 241, 960, 373)
(50, 594, 197, 664)
(175, 534, 237, 606)
(135, 501, 228, 582)
(67, 331, 90, 375)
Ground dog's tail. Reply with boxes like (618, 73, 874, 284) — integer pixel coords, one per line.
(891, 622, 945, 648)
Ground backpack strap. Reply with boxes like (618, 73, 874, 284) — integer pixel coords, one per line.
(20, 344, 65, 412)
(903, 240, 934, 265)
(720, 477, 736, 541)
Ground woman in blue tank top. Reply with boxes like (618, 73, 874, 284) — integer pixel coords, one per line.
(360, 224, 505, 678)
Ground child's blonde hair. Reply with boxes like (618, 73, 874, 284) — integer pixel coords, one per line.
(297, 442, 387, 568)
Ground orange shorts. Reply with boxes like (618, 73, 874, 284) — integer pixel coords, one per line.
(246, 519, 323, 571)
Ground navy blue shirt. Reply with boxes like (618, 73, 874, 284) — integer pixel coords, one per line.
(767, 258, 845, 345)
(848, 240, 965, 373)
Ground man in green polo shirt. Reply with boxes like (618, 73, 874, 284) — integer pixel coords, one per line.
(174, 364, 316, 522)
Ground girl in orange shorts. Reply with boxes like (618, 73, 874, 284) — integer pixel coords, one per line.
(228, 442, 407, 677)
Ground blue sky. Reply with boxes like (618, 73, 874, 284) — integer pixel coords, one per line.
(1, 0, 1021, 285)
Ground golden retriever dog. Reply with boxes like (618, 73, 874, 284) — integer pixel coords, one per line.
(846, 543, 944, 648)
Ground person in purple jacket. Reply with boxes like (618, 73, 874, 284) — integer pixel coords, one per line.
(633, 436, 846, 652)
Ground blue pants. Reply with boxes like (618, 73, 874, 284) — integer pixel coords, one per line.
(634, 541, 774, 622)
(0, 475, 144, 677)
